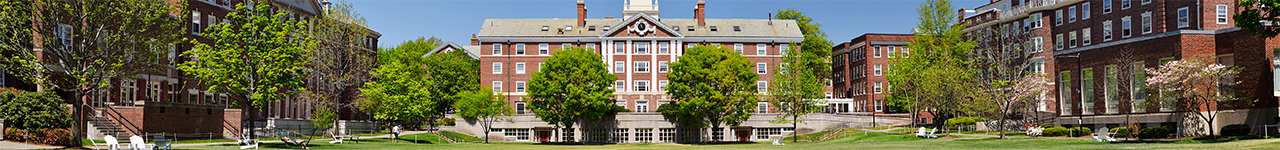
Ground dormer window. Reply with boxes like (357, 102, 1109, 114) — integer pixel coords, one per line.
(687, 26, 695, 31)
(565, 26, 573, 31)
(733, 26, 741, 31)
(603, 26, 611, 31)
(541, 26, 549, 31)
(673, 26, 679, 31)
(710, 26, 718, 31)
(589, 26, 597, 31)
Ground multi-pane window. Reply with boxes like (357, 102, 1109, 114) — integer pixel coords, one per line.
(658, 80, 669, 92)
(1121, 0, 1131, 9)
(612, 128, 629, 143)
(1106, 66, 1120, 114)
(1142, 0, 1151, 4)
(191, 11, 201, 34)
(1103, 20, 1113, 41)
(148, 82, 161, 101)
(516, 44, 526, 55)
(121, 80, 136, 104)
(516, 102, 526, 114)
(1082, 3, 1091, 19)
(1158, 58, 1176, 112)
(615, 80, 625, 90)
(516, 62, 526, 74)
(493, 81, 502, 92)
(1055, 10, 1063, 26)
(587, 43, 596, 50)
(492, 62, 503, 74)
(1060, 72, 1073, 115)
(636, 80, 649, 92)
(516, 81, 526, 93)
(635, 128, 653, 142)
(887, 46, 895, 58)
(1103, 0, 1112, 13)
(615, 61, 626, 73)
(658, 61, 669, 73)
(636, 42, 649, 54)
(1030, 37, 1043, 52)
(635, 61, 650, 73)
(780, 44, 789, 56)
(493, 44, 503, 54)
(902, 47, 909, 57)
(734, 43, 744, 54)
(1083, 28, 1092, 45)
(561, 128, 575, 142)
(1069, 31, 1077, 48)
(757, 102, 768, 113)
(615, 42, 625, 53)
(1068, 6, 1076, 22)
(1141, 12, 1152, 34)
(874, 64, 882, 76)
(874, 81, 883, 94)
(1082, 68, 1095, 115)
(636, 101, 649, 113)
(1055, 34, 1064, 49)
(1122, 16, 1132, 37)
(659, 42, 669, 54)
(502, 129, 530, 141)
(1178, 7, 1190, 28)
(1218, 4, 1230, 24)
(659, 128, 676, 142)
(756, 44, 767, 56)
(873, 46, 881, 58)
(1131, 62, 1146, 113)
(563, 43, 572, 50)
(539, 43, 549, 55)
(757, 63, 767, 74)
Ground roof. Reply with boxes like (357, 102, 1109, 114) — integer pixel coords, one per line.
(477, 17, 802, 38)
(277, 0, 322, 16)
(423, 42, 479, 59)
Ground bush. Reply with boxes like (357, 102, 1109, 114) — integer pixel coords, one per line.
(4, 128, 24, 142)
(1221, 124, 1251, 136)
(1042, 126, 1069, 137)
(1110, 127, 1131, 138)
(439, 117, 456, 126)
(1139, 126, 1170, 139)
(3, 128, 70, 145)
(0, 90, 72, 129)
(1069, 127, 1092, 137)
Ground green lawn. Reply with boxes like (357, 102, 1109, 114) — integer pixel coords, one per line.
(177, 131, 1280, 150)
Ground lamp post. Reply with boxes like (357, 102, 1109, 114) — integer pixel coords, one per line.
(1059, 53, 1082, 137)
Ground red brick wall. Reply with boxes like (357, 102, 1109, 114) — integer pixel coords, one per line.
(142, 105, 227, 138)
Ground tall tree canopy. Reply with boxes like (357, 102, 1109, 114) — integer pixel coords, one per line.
(1144, 57, 1250, 139)
(0, 0, 185, 142)
(357, 37, 443, 124)
(889, 0, 979, 135)
(660, 45, 760, 142)
(767, 42, 826, 143)
(525, 47, 623, 142)
(776, 8, 833, 78)
(421, 49, 482, 129)
(1236, 0, 1280, 38)
(453, 88, 512, 143)
(304, 0, 377, 131)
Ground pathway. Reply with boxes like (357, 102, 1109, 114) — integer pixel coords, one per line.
(79, 131, 431, 149)
(0, 141, 63, 149)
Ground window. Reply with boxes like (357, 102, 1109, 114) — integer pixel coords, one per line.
(147, 82, 160, 101)
(757, 63, 767, 74)
(1158, 58, 1176, 112)
(1031, 37, 1043, 52)
(780, 44, 789, 56)
(634, 42, 650, 54)
(1030, 13, 1043, 28)
(587, 43, 596, 50)
(612, 128, 629, 142)
(516, 44, 526, 55)
(734, 43, 743, 54)
(1131, 62, 1146, 113)
(1103, 20, 1114, 41)
(825, 92, 833, 98)
(563, 43, 572, 50)
(756, 44, 767, 56)
(589, 26, 596, 31)
(635, 101, 650, 113)
(635, 61, 650, 73)
(1069, 31, 1077, 48)
(887, 46, 895, 58)
(1083, 28, 1092, 45)
(1217, 4, 1229, 24)
(1219, 56, 1236, 95)
(516, 81, 526, 93)
(1055, 10, 1063, 26)
(615, 80, 625, 90)
(873, 46, 881, 58)
(1103, 0, 1112, 13)
(1177, 7, 1190, 28)
(659, 128, 676, 142)
(636, 80, 649, 92)
(492, 63, 503, 74)
(615, 61, 626, 73)
(874, 64, 882, 76)
(659, 80, 669, 92)
(875, 99, 883, 112)
(516, 62, 526, 74)
(1055, 34, 1064, 49)
(538, 62, 543, 72)
(603, 26, 611, 31)
(1083, 3, 1091, 19)
(493, 44, 503, 54)
(1083, 68, 1095, 115)
(874, 81, 883, 94)
(1106, 66, 1119, 114)
(710, 26, 718, 31)
(1141, 12, 1152, 34)
(615, 42, 625, 53)
(733, 26, 741, 31)
(902, 47, 909, 58)
(1068, 6, 1076, 22)
(687, 26, 694, 31)
(1060, 72, 1072, 115)
(493, 81, 502, 92)
(565, 26, 573, 31)
(1121, 0, 1130, 9)
(542, 26, 550, 31)
(659, 42, 669, 54)
(188, 92, 198, 104)
(1122, 16, 1132, 37)
(757, 102, 768, 113)
(121, 80, 136, 104)
(191, 11, 201, 34)
(780, 63, 790, 73)
(505, 128, 530, 141)
(757, 81, 768, 93)
(539, 43, 549, 55)
(1142, 0, 1151, 5)
(658, 61, 669, 73)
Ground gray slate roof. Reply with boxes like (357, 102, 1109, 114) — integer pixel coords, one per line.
(477, 18, 802, 38)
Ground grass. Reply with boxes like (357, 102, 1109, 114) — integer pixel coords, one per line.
(84, 138, 282, 146)
(438, 131, 484, 143)
(178, 130, 1280, 150)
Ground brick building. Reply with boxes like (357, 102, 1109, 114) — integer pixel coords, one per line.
(830, 33, 914, 114)
(961, 0, 1280, 136)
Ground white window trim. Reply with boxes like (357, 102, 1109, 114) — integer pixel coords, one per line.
(734, 43, 744, 54)
(756, 44, 767, 56)
(658, 61, 669, 73)
(1122, 16, 1132, 37)
(874, 64, 882, 76)
(515, 81, 526, 93)
(1103, 20, 1114, 41)
(1068, 6, 1077, 23)
(1082, 3, 1091, 19)
(539, 43, 549, 55)
(493, 43, 503, 55)
(887, 46, 895, 58)
(659, 42, 669, 54)
(1083, 28, 1092, 45)
(516, 62, 526, 74)
(1055, 10, 1063, 26)
(1069, 31, 1077, 48)
(615, 61, 626, 73)
(659, 80, 669, 92)
(1122, 0, 1131, 10)
(635, 61, 650, 73)
(1141, 12, 1153, 34)
(873, 46, 881, 58)
(493, 81, 503, 93)
(516, 43, 526, 55)
(1103, 0, 1112, 14)
(757, 63, 768, 74)
(757, 81, 768, 93)
(1217, 4, 1229, 24)
(1055, 34, 1064, 50)
(636, 80, 649, 92)
(492, 62, 503, 74)
(635, 42, 649, 54)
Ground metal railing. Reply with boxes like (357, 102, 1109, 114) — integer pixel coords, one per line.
(98, 105, 143, 137)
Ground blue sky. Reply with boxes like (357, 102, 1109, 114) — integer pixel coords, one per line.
(350, 0, 991, 48)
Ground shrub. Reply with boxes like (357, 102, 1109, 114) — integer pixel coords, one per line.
(439, 117, 456, 126)
(1042, 126, 1069, 137)
(1221, 124, 1251, 136)
(1069, 127, 1092, 137)
(1110, 127, 1131, 138)
(1139, 126, 1170, 139)
(4, 128, 23, 142)
(0, 90, 72, 129)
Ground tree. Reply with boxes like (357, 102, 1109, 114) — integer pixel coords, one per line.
(357, 37, 442, 129)
(767, 42, 825, 143)
(890, 0, 977, 136)
(422, 49, 481, 131)
(0, 0, 185, 143)
(775, 8, 833, 78)
(967, 14, 1039, 139)
(179, 3, 318, 139)
(303, 0, 377, 134)
(454, 88, 512, 143)
(1143, 57, 1250, 139)
(1235, 0, 1280, 38)
(663, 45, 760, 142)
(525, 47, 622, 143)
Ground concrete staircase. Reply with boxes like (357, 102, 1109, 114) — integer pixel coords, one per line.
(87, 116, 132, 139)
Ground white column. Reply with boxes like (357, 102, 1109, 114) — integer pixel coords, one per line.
(625, 40, 633, 93)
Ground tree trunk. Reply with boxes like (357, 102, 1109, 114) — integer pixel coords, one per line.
(71, 90, 84, 147)
(792, 114, 798, 143)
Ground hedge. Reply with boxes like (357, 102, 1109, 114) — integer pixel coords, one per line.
(1109, 127, 1131, 138)
(1069, 127, 1092, 137)
(1042, 126, 1069, 137)
(4, 128, 72, 145)
(1139, 126, 1170, 139)
(1221, 124, 1250, 136)
(0, 89, 72, 129)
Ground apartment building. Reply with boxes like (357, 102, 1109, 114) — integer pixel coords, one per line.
(961, 0, 1280, 136)
(830, 33, 914, 115)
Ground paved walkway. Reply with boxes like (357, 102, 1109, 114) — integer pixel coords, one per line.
(80, 131, 431, 149)
(0, 141, 63, 149)
(857, 127, 1174, 140)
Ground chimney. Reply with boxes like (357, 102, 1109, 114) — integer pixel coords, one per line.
(577, 0, 587, 27)
(695, 0, 706, 26)
(958, 8, 966, 21)
(470, 34, 479, 46)
(768, 12, 773, 25)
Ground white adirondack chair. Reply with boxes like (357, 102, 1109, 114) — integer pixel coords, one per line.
(104, 135, 127, 150)
(915, 127, 928, 137)
(926, 128, 938, 138)
(329, 132, 345, 144)
(130, 135, 153, 150)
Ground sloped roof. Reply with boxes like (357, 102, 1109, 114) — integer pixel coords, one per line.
(477, 17, 802, 38)
(423, 42, 479, 59)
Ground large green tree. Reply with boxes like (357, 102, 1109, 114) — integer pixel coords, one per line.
(453, 88, 512, 143)
(662, 45, 760, 142)
(179, 2, 318, 139)
(775, 8, 833, 78)
(357, 37, 442, 127)
(1236, 0, 1280, 38)
(889, 0, 978, 136)
(0, 0, 185, 143)
(525, 47, 622, 143)
(767, 42, 826, 143)
(303, 0, 377, 132)
(421, 49, 481, 130)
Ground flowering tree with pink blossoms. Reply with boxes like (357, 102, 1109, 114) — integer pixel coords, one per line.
(1144, 58, 1249, 138)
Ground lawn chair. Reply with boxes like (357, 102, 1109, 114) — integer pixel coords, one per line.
(129, 135, 153, 150)
(1092, 127, 1117, 142)
(915, 127, 928, 137)
(1027, 127, 1044, 137)
(925, 128, 938, 138)
(329, 131, 345, 144)
(276, 128, 317, 149)
(89, 135, 111, 150)
(151, 133, 172, 150)
(237, 130, 259, 149)
(104, 135, 127, 150)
